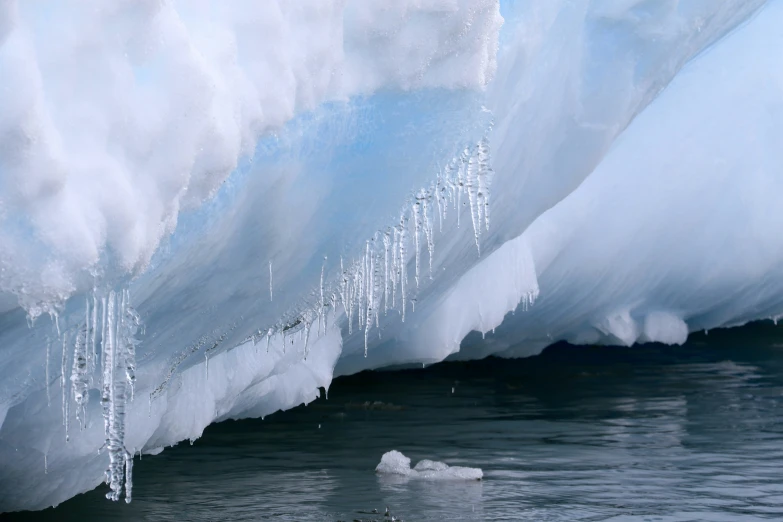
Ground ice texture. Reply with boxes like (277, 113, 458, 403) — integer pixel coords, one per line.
(376, 450, 483, 481)
(0, 0, 502, 314)
(0, 0, 781, 512)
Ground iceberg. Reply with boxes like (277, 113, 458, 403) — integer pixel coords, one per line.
(0, 0, 781, 512)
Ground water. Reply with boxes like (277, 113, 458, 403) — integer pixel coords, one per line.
(7, 323, 783, 521)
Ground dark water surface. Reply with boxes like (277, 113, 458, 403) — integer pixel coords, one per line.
(7, 324, 783, 521)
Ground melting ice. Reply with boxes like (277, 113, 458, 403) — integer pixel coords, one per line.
(376, 450, 483, 481)
(1, 0, 782, 512)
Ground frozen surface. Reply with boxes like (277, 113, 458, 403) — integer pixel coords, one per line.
(376, 450, 483, 481)
(0, 0, 781, 512)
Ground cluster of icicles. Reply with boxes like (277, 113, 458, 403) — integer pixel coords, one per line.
(149, 129, 504, 412)
(44, 289, 141, 503)
(29, 123, 519, 505)
(246, 131, 500, 357)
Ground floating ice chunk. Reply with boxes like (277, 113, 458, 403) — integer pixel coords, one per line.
(375, 450, 412, 476)
(375, 450, 482, 480)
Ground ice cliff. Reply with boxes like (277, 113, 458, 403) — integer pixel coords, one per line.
(0, 0, 781, 511)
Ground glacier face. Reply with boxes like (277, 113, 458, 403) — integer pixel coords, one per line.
(455, 0, 783, 361)
(0, 0, 780, 511)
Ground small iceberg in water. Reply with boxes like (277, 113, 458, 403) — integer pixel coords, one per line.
(375, 450, 483, 480)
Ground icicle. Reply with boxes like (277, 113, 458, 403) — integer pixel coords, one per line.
(101, 295, 107, 380)
(124, 290, 138, 402)
(266, 328, 272, 353)
(477, 131, 494, 232)
(356, 258, 364, 331)
(45, 338, 51, 407)
(442, 162, 452, 225)
(412, 197, 422, 288)
(61, 335, 70, 442)
(71, 324, 89, 430)
(324, 294, 330, 333)
(365, 242, 371, 333)
(465, 150, 481, 256)
(436, 175, 444, 233)
(351, 261, 358, 332)
(338, 257, 349, 334)
(44, 453, 48, 475)
(84, 297, 92, 379)
(456, 150, 465, 229)
(364, 246, 370, 329)
(447, 167, 456, 212)
(205, 352, 209, 381)
(102, 290, 115, 451)
(399, 217, 408, 322)
(100, 288, 140, 502)
(91, 293, 99, 376)
(319, 258, 326, 336)
(303, 319, 311, 360)
(383, 231, 390, 315)
(475, 159, 485, 231)
(61, 336, 67, 407)
(124, 450, 133, 503)
(101, 293, 113, 443)
(422, 190, 434, 278)
(373, 249, 380, 329)
(349, 263, 356, 333)
(269, 260, 273, 302)
(364, 245, 375, 357)
(391, 227, 399, 309)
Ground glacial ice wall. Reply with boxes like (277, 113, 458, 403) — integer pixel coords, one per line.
(0, 0, 780, 512)
(455, 0, 783, 360)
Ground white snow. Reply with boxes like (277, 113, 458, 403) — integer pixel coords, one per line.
(376, 450, 483, 481)
(0, 0, 502, 315)
(0, 0, 782, 512)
